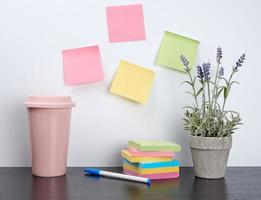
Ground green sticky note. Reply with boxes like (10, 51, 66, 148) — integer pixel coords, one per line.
(128, 140, 181, 152)
(156, 31, 200, 72)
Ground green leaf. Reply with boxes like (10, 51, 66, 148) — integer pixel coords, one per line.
(186, 91, 195, 97)
(214, 102, 222, 111)
(221, 77, 229, 87)
(223, 87, 228, 99)
(192, 76, 197, 85)
(217, 87, 224, 98)
(180, 81, 192, 86)
(209, 81, 215, 85)
(182, 106, 196, 110)
(225, 110, 240, 116)
(196, 87, 203, 97)
(230, 81, 240, 86)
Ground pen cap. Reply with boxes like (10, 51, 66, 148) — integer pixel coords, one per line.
(84, 168, 101, 175)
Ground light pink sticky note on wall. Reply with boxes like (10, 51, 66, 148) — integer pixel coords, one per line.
(62, 46, 104, 85)
(106, 4, 146, 42)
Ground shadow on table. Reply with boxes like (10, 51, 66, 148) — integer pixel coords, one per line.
(31, 175, 68, 200)
(124, 176, 227, 200)
(191, 177, 228, 200)
(125, 178, 180, 200)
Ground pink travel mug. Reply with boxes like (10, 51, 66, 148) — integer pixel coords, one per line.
(25, 96, 75, 177)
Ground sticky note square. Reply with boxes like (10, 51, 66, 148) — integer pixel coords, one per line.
(110, 60, 155, 103)
(62, 46, 103, 85)
(128, 140, 181, 152)
(156, 31, 200, 72)
(106, 4, 146, 42)
(121, 150, 172, 163)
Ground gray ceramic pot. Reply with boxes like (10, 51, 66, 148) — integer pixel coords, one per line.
(189, 135, 232, 179)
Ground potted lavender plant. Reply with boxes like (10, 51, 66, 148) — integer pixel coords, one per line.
(180, 47, 245, 179)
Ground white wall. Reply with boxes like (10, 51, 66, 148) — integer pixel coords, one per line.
(0, 0, 260, 167)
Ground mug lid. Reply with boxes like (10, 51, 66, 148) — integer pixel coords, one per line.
(25, 96, 75, 108)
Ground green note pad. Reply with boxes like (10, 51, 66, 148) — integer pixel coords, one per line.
(128, 140, 181, 152)
(156, 31, 200, 72)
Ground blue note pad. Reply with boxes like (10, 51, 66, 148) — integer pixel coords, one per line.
(123, 159, 179, 169)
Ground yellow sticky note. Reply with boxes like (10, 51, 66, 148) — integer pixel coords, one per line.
(110, 60, 155, 103)
(123, 163, 179, 174)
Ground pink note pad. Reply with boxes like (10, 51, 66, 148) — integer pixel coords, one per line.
(62, 46, 103, 85)
(124, 169, 179, 180)
(106, 4, 146, 42)
(128, 146, 174, 158)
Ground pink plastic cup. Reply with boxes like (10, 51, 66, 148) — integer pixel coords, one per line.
(25, 96, 75, 177)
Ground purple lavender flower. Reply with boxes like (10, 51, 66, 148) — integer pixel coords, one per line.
(234, 53, 246, 70)
(218, 66, 224, 77)
(180, 55, 189, 72)
(202, 62, 211, 81)
(217, 47, 222, 64)
(197, 65, 204, 83)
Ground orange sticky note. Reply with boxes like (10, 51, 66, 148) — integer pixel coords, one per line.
(106, 4, 146, 42)
(62, 46, 103, 85)
(110, 60, 155, 104)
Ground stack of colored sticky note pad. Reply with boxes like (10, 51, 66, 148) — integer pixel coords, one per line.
(121, 140, 181, 180)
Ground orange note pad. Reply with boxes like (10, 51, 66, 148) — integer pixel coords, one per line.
(121, 150, 172, 163)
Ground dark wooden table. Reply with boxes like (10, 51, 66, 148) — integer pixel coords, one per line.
(0, 167, 260, 200)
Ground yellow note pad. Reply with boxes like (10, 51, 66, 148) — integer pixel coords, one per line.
(110, 60, 155, 104)
(121, 150, 172, 163)
(123, 163, 179, 174)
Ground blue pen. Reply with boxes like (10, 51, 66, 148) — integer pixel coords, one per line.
(84, 168, 151, 185)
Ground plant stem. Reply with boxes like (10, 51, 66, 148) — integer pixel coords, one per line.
(202, 82, 206, 115)
(211, 63, 220, 109)
(213, 78, 221, 107)
(207, 81, 211, 104)
(222, 71, 235, 111)
(188, 70, 199, 108)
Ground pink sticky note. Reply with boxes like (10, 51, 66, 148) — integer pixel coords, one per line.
(62, 46, 103, 85)
(106, 4, 146, 42)
(127, 146, 175, 158)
